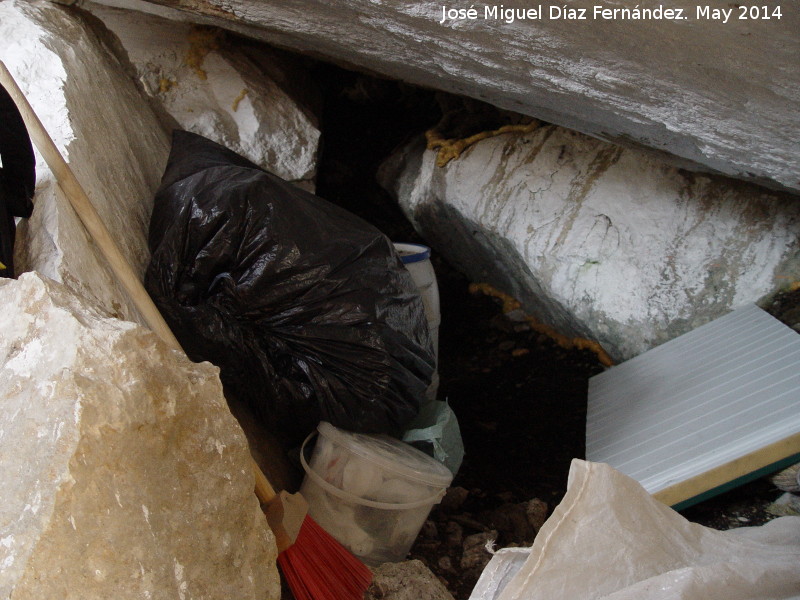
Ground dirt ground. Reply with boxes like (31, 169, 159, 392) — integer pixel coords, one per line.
(310, 62, 794, 599)
(405, 265, 789, 599)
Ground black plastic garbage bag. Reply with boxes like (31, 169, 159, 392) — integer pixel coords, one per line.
(146, 131, 434, 443)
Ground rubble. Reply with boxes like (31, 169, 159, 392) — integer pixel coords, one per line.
(366, 560, 455, 600)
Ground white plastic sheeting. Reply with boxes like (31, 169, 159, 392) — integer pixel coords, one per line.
(470, 460, 800, 600)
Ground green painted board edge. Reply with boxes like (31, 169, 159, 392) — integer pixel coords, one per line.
(671, 452, 800, 512)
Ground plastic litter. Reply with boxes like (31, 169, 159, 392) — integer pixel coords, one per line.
(402, 399, 465, 475)
(300, 422, 453, 565)
(145, 131, 434, 443)
(468, 548, 530, 600)
(393, 242, 441, 401)
(392, 243, 464, 475)
(393, 244, 439, 350)
(469, 459, 800, 600)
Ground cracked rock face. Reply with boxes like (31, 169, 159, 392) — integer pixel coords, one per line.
(0, 272, 280, 600)
(86, 3, 321, 187)
(381, 127, 800, 361)
(87, 0, 799, 194)
(1, 0, 320, 326)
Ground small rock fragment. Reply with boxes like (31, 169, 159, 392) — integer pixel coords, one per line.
(366, 560, 455, 600)
(440, 486, 470, 512)
(445, 521, 464, 549)
(460, 531, 498, 570)
(437, 555, 455, 574)
(525, 498, 549, 531)
(419, 520, 439, 540)
(481, 503, 536, 543)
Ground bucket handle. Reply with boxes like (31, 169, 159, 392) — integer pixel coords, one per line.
(300, 431, 447, 510)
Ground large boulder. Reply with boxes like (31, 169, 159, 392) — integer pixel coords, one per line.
(86, 0, 800, 194)
(0, 0, 170, 324)
(0, 272, 280, 600)
(0, 0, 306, 494)
(86, 2, 320, 187)
(380, 127, 800, 362)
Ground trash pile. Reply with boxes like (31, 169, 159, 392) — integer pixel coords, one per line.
(145, 131, 466, 578)
(144, 131, 800, 600)
(145, 130, 438, 445)
(5, 6, 797, 597)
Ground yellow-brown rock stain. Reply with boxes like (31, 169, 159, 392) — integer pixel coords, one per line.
(426, 120, 541, 168)
(469, 282, 614, 367)
(185, 26, 224, 81)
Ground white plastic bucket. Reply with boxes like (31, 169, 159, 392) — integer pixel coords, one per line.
(393, 242, 440, 401)
(299, 422, 453, 565)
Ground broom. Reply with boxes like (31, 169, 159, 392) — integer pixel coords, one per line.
(0, 60, 372, 600)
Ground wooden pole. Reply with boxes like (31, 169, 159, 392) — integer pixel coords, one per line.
(0, 60, 182, 351)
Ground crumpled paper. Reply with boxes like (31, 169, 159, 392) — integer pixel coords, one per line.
(470, 460, 800, 600)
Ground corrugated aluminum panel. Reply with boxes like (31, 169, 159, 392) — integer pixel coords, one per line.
(587, 304, 800, 498)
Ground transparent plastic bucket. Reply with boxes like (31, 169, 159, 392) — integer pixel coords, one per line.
(299, 422, 453, 565)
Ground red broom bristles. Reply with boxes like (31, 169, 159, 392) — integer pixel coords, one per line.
(277, 514, 373, 600)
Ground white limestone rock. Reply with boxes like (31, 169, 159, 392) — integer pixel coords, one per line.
(381, 128, 800, 362)
(0, 272, 280, 600)
(87, 0, 799, 194)
(86, 2, 320, 186)
(0, 0, 170, 324)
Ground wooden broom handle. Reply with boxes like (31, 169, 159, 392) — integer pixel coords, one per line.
(0, 61, 182, 352)
(0, 60, 278, 505)
(253, 460, 277, 501)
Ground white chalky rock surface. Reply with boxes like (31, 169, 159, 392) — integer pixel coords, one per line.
(86, 0, 800, 193)
(87, 2, 320, 185)
(0, 0, 170, 324)
(0, 272, 280, 600)
(382, 127, 800, 361)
